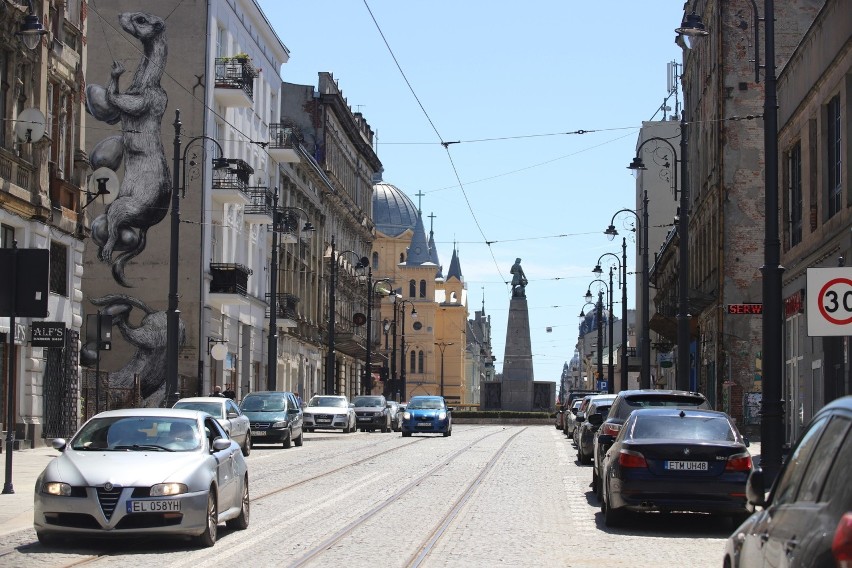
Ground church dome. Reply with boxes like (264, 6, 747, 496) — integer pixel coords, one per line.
(373, 182, 419, 238)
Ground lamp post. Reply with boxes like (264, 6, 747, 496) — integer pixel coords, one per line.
(15, 0, 49, 50)
(628, 129, 692, 392)
(267, 194, 314, 391)
(435, 341, 454, 397)
(168, 110, 228, 406)
(585, 279, 611, 393)
(606, 195, 650, 388)
(367, 276, 392, 395)
(593, 242, 628, 391)
(578, 302, 597, 389)
(396, 298, 417, 401)
(325, 245, 368, 395)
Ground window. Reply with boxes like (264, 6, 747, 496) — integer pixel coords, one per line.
(419, 280, 426, 298)
(796, 417, 849, 502)
(409, 279, 416, 298)
(372, 251, 379, 269)
(418, 350, 424, 373)
(0, 50, 7, 148)
(826, 95, 842, 218)
(410, 350, 415, 372)
(788, 142, 802, 247)
(49, 241, 68, 296)
(771, 416, 828, 505)
(1, 225, 14, 248)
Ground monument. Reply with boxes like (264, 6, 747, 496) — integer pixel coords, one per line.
(481, 259, 555, 411)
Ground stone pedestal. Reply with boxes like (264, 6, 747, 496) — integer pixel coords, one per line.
(501, 294, 535, 411)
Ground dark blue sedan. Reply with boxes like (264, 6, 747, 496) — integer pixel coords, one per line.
(400, 396, 452, 437)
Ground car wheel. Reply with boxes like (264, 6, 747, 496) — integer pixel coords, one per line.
(603, 485, 625, 528)
(402, 431, 412, 437)
(226, 475, 250, 530)
(283, 430, 292, 449)
(241, 433, 251, 457)
(294, 430, 303, 447)
(591, 469, 600, 497)
(443, 429, 451, 437)
(381, 421, 389, 433)
(193, 490, 218, 547)
(36, 531, 61, 547)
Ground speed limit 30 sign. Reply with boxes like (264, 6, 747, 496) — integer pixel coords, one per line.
(807, 268, 852, 336)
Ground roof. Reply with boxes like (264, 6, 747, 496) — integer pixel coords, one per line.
(373, 182, 419, 237)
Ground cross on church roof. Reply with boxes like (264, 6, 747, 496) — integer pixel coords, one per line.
(415, 190, 425, 211)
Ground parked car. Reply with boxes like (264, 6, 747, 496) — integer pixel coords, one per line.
(33, 408, 249, 547)
(302, 394, 356, 433)
(387, 400, 402, 432)
(400, 396, 453, 437)
(724, 395, 852, 568)
(563, 399, 585, 439)
(592, 389, 710, 498)
(576, 394, 617, 464)
(352, 395, 391, 432)
(239, 391, 304, 448)
(173, 396, 251, 456)
(572, 394, 597, 447)
(598, 407, 752, 528)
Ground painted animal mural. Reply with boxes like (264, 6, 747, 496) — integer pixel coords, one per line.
(86, 12, 170, 288)
(80, 294, 185, 407)
(83, 12, 179, 405)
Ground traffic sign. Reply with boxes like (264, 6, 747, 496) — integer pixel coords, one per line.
(807, 268, 852, 336)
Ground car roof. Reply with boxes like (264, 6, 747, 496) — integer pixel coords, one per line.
(628, 408, 732, 419)
(244, 391, 293, 396)
(174, 397, 227, 403)
(409, 395, 443, 401)
(90, 408, 206, 419)
(616, 389, 706, 398)
(589, 394, 617, 401)
(819, 394, 852, 413)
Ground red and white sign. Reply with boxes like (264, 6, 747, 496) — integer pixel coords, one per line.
(807, 268, 852, 336)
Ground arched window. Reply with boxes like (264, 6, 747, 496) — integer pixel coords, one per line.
(419, 280, 426, 298)
(418, 350, 424, 373)
(400, 252, 405, 263)
(410, 350, 416, 371)
(372, 251, 379, 269)
(409, 280, 416, 298)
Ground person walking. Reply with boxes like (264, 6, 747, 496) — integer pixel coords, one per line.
(209, 385, 226, 398)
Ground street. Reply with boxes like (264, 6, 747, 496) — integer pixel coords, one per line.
(0, 425, 738, 567)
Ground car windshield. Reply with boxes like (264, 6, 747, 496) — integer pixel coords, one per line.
(309, 397, 347, 408)
(407, 398, 445, 410)
(173, 401, 224, 419)
(630, 415, 736, 442)
(241, 396, 287, 412)
(70, 416, 201, 451)
(624, 395, 707, 409)
(353, 397, 384, 407)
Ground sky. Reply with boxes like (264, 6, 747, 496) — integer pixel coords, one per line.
(257, 0, 687, 385)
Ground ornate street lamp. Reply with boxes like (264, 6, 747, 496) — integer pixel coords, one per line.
(396, 297, 417, 400)
(15, 0, 49, 50)
(435, 341, 454, 397)
(585, 278, 612, 393)
(593, 240, 628, 391)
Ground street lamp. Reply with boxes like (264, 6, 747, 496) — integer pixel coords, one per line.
(434, 341, 454, 397)
(267, 194, 314, 391)
(367, 276, 393, 395)
(593, 241, 628, 391)
(605, 195, 651, 388)
(628, 127, 692, 393)
(168, 110, 230, 406)
(578, 302, 598, 391)
(15, 0, 49, 50)
(585, 278, 612, 393)
(396, 297, 417, 401)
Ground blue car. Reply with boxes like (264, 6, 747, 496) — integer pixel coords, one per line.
(400, 396, 453, 437)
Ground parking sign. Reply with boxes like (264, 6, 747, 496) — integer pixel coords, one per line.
(807, 268, 852, 336)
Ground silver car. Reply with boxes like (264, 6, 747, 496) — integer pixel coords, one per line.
(302, 395, 357, 432)
(34, 408, 249, 548)
(173, 396, 252, 456)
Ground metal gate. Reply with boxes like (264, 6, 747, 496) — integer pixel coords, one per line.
(42, 330, 79, 439)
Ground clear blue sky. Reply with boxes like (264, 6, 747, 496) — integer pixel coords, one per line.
(258, 0, 686, 385)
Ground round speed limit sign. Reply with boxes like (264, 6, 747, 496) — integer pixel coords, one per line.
(807, 268, 852, 336)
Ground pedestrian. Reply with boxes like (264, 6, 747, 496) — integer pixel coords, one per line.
(295, 391, 303, 407)
(223, 384, 236, 400)
(209, 385, 225, 398)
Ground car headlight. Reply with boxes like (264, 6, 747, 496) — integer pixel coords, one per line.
(438, 411, 447, 420)
(150, 483, 187, 496)
(402, 412, 410, 420)
(42, 482, 72, 496)
(272, 421, 288, 428)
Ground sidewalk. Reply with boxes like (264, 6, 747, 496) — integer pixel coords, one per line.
(0, 446, 61, 536)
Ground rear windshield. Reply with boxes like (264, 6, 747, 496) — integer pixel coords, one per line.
(630, 415, 736, 441)
(624, 395, 707, 409)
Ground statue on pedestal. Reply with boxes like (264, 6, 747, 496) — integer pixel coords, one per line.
(510, 258, 528, 298)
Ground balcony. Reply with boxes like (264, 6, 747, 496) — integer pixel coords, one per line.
(275, 209, 305, 244)
(208, 263, 252, 308)
(266, 292, 300, 328)
(213, 57, 257, 108)
(267, 123, 301, 163)
(244, 187, 274, 224)
(212, 158, 253, 205)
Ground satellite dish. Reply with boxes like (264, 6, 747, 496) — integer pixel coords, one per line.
(15, 108, 46, 144)
(84, 167, 119, 208)
(210, 342, 228, 361)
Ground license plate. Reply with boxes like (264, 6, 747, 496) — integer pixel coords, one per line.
(251, 430, 267, 436)
(665, 460, 708, 471)
(127, 499, 181, 513)
(417, 422, 432, 427)
(317, 419, 331, 424)
(357, 417, 370, 421)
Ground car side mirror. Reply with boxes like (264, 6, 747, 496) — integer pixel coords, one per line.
(576, 415, 585, 423)
(587, 413, 603, 426)
(51, 438, 67, 451)
(571, 408, 578, 415)
(227, 411, 238, 419)
(447, 407, 455, 412)
(597, 434, 615, 446)
(746, 467, 767, 507)
(349, 403, 354, 408)
(212, 438, 231, 451)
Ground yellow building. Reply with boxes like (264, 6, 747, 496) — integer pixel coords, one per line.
(372, 182, 468, 405)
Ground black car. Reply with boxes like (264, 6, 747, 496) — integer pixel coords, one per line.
(576, 394, 616, 464)
(599, 408, 752, 527)
(352, 395, 391, 432)
(239, 391, 304, 448)
(724, 395, 852, 568)
(592, 389, 710, 498)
